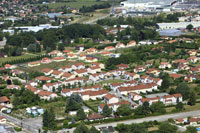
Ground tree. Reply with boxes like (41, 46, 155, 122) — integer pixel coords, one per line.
(150, 101, 166, 114)
(158, 122, 177, 133)
(74, 122, 89, 133)
(16, 47, 23, 56)
(76, 108, 86, 120)
(129, 123, 147, 133)
(186, 24, 193, 31)
(176, 102, 184, 111)
(176, 82, 190, 100)
(58, 43, 65, 51)
(42, 107, 56, 130)
(65, 97, 81, 113)
(185, 126, 197, 133)
(142, 101, 151, 116)
(102, 104, 112, 117)
(89, 126, 100, 133)
(117, 104, 132, 116)
(71, 94, 83, 103)
(188, 92, 196, 106)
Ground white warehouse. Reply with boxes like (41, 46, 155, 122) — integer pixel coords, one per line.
(157, 21, 200, 30)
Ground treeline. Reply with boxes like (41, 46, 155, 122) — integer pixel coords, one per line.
(4, 24, 106, 55)
(97, 12, 184, 26)
(79, 3, 111, 13)
(1, 55, 50, 66)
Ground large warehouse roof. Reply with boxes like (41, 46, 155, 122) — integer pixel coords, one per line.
(127, 0, 177, 5)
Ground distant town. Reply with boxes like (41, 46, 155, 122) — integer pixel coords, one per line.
(0, 0, 200, 133)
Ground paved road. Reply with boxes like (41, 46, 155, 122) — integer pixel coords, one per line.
(66, 110, 200, 133)
(0, 112, 42, 133)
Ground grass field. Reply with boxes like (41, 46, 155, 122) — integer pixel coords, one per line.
(18, 60, 77, 72)
(166, 102, 200, 113)
(85, 99, 102, 111)
(40, 1, 105, 9)
(0, 54, 37, 66)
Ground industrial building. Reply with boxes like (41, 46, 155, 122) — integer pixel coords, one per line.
(157, 22, 200, 30)
(159, 29, 182, 36)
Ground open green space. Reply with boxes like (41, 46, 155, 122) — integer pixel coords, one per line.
(166, 102, 200, 113)
(84, 99, 102, 111)
(18, 60, 77, 72)
(40, 1, 105, 9)
(0, 54, 37, 66)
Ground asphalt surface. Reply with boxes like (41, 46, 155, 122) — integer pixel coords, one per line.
(66, 110, 200, 133)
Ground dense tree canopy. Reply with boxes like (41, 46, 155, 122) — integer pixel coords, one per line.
(176, 82, 190, 100)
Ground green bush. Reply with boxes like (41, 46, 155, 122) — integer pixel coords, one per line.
(14, 127, 22, 132)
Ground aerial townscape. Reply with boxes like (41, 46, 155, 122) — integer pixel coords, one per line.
(1, 0, 200, 132)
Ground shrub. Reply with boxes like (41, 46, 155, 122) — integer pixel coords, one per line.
(14, 127, 22, 132)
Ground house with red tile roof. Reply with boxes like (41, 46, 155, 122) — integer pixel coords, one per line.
(184, 74, 200, 82)
(91, 62, 105, 69)
(87, 113, 104, 121)
(159, 62, 172, 69)
(28, 61, 40, 67)
(6, 85, 21, 90)
(0, 96, 10, 107)
(116, 64, 129, 69)
(190, 66, 200, 73)
(53, 57, 66, 62)
(41, 68, 54, 76)
(188, 49, 197, 56)
(104, 93, 119, 104)
(146, 68, 160, 76)
(26, 85, 40, 94)
(48, 50, 63, 57)
(41, 57, 52, 64)
(178, 64, 190, 71)
(79, 54, 86, 60)
(100, 51, 112, 56)
(169, 73, 183, 79)
(85, 48, 98, 54)
(43, 82, 59, 92)
(61, 88, 81, 97)
(72, 63, 85, 70)
(117, 83, 158, 95)
(85, 57, 98, 62)
(80, 89, 108, 100)
(124, 72, 140, 80)
(0, 116, 6, 124)
(98, 101, 130, 113)
(104, 46, 115, 51)
(58, 65, 72, 72)
(89, 73, 101, 82)
(0, 105, 8, 112)
(63, 49, 73, 54)
(115, 42, 125, 48)
(128, 92, 142, 101)
(35, 76, 52, 83)
(173, 59, 189, 65)
(38, 91, 58, 100)
(134, 65, 146, 73)
(187, 56, 199, 63)
(51, 70, 64, 78)
(63, 77, 84, 86)
(87, 66, 101, 74)
(73, 69, 88, 77)
(61, 72, 75, 80)
(127, 40, 136, 47)
(139, 93, 182, 106)
(110, 82, 124, 91)
(67, 53, 77, 59)
(4, 64, 16, 70)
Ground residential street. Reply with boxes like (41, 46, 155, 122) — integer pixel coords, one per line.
(65, 110, 200, 133)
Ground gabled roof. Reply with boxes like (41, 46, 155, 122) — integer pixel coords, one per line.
(104, 93, 117, 100)
(35, 76, 52, 81)
(0, 96, 9, 103)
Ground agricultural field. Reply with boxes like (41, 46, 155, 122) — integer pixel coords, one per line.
(40, 0, 105, 9)
(18, 60, 78, 73)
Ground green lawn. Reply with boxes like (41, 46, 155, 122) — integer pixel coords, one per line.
(0, 54, 37, 66)
(18, 60, 76, 72)
(98, 79, 124, 85)
(85, 99, 102, 111)
(40, 1, 105, 9)
(166, 102, 200, 113)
